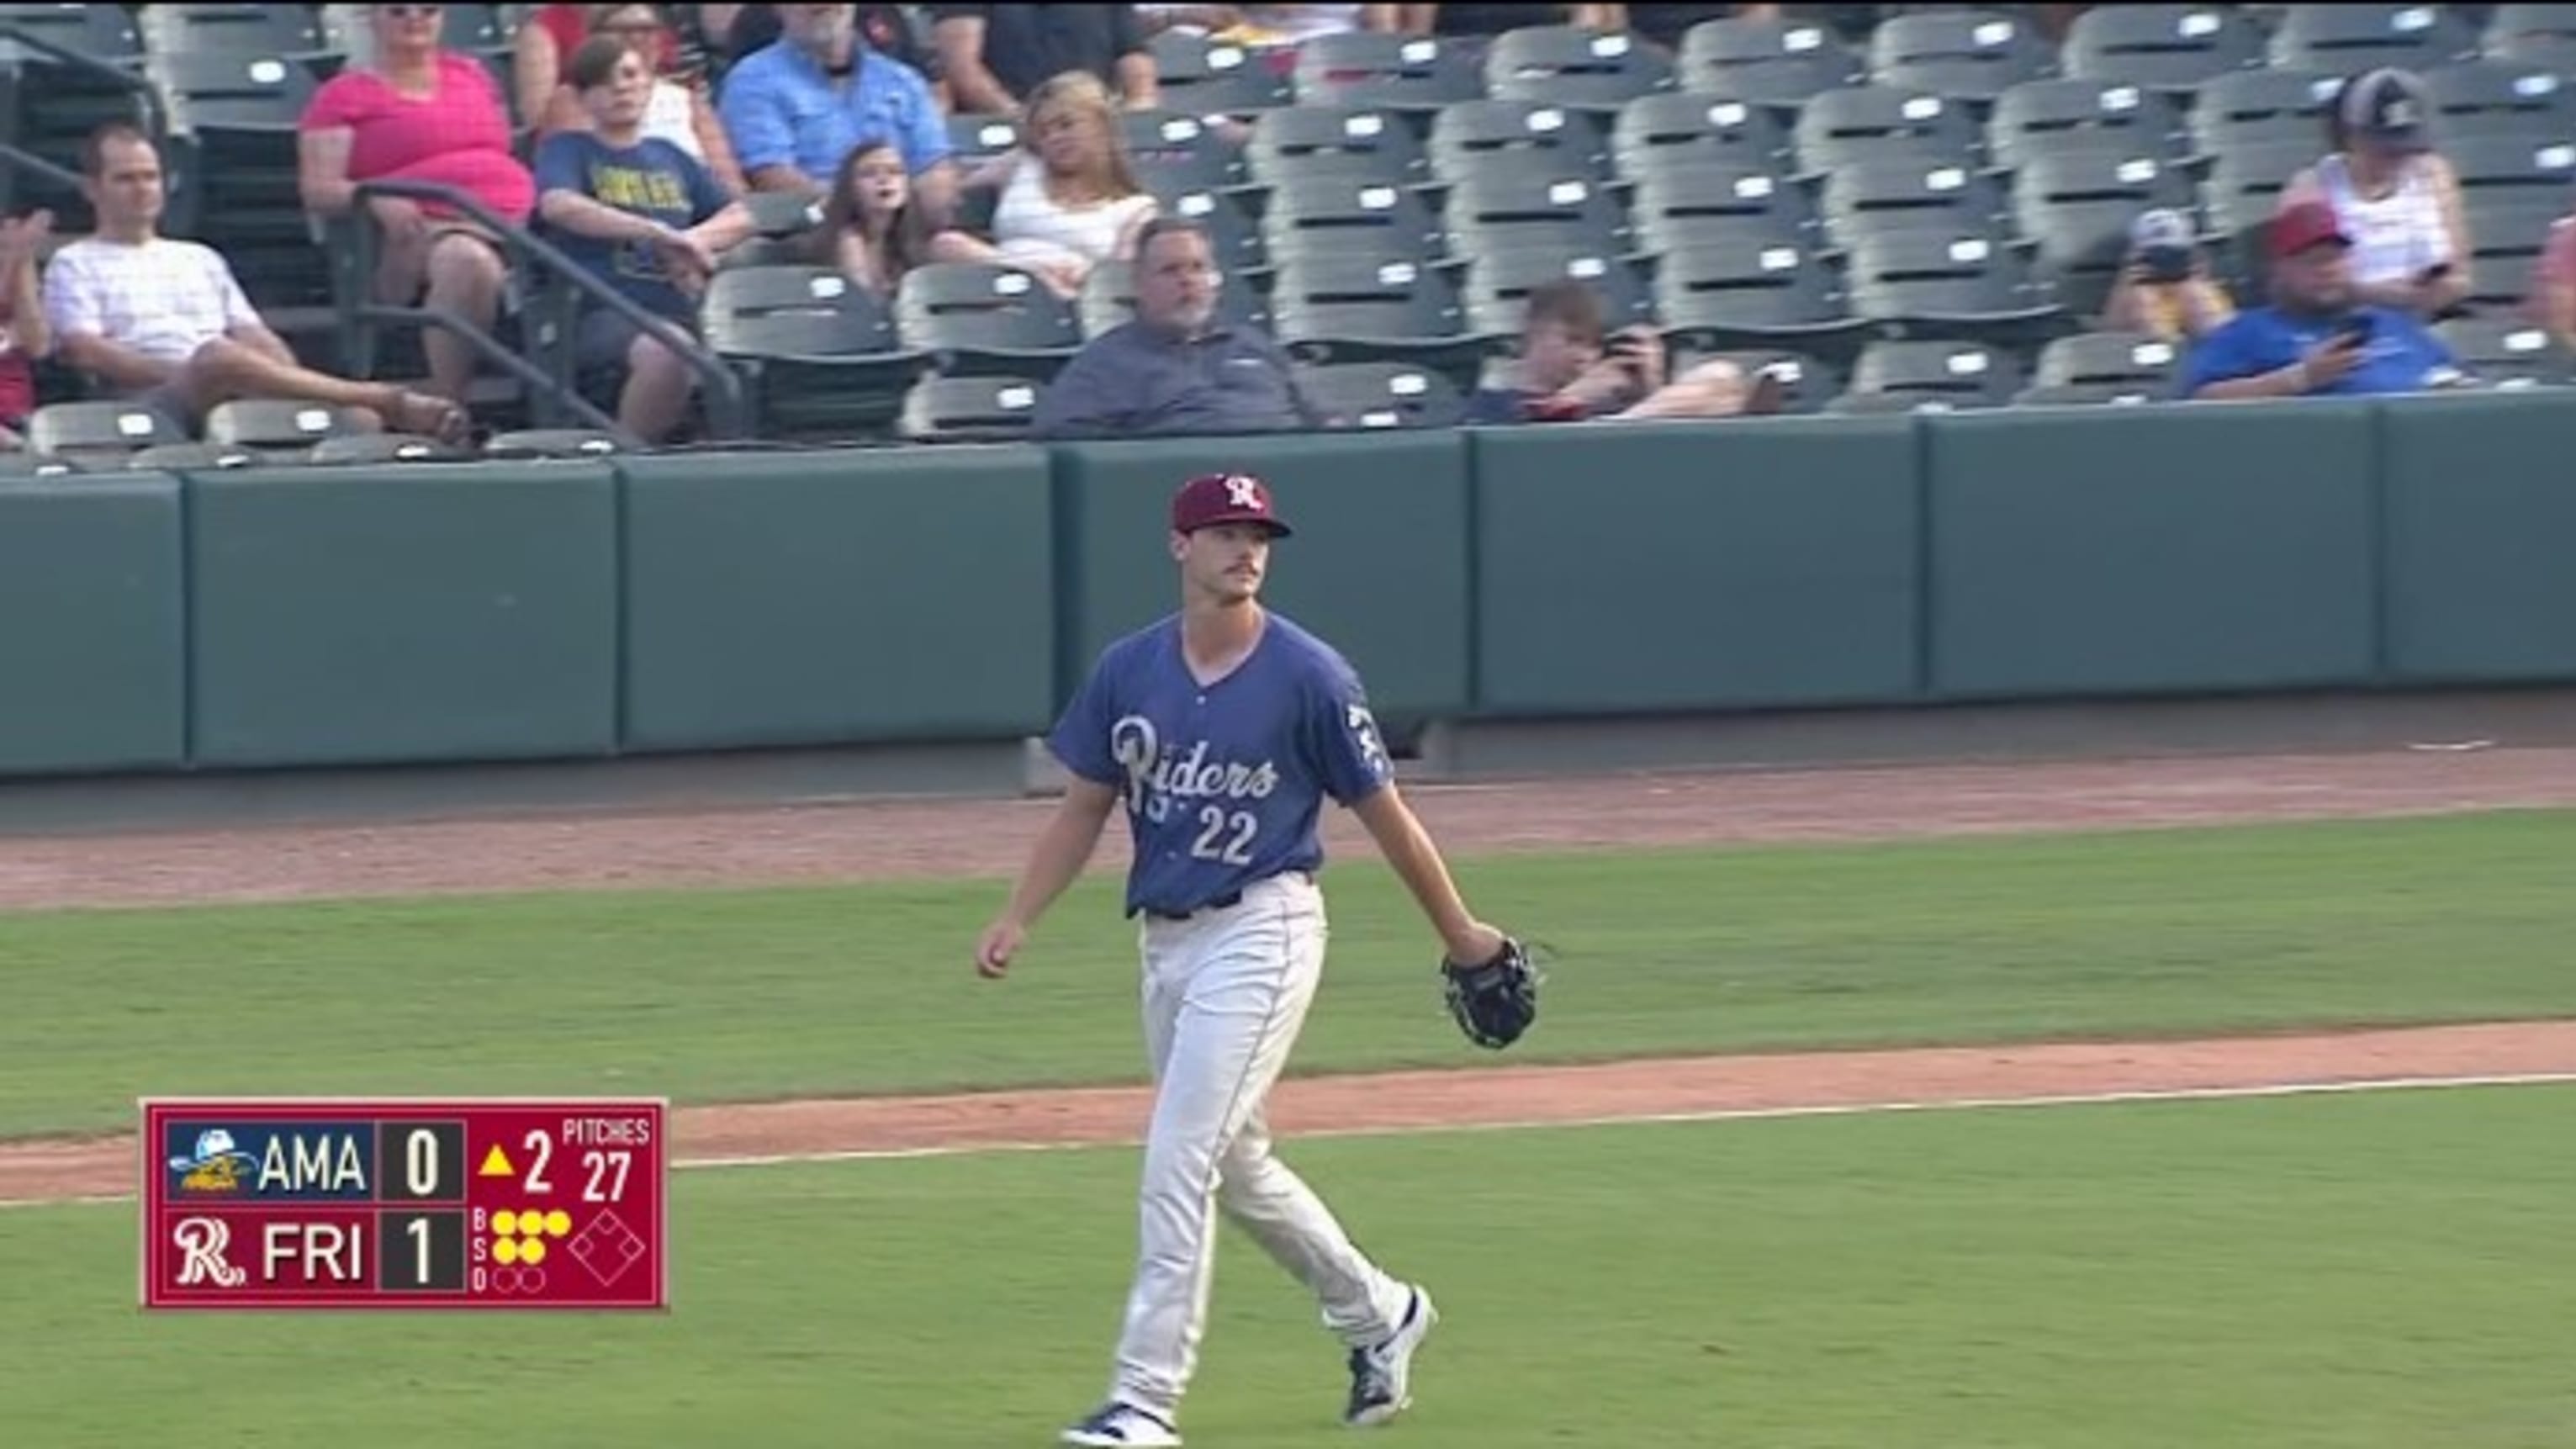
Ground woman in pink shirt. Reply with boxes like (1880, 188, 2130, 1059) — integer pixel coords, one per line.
(298, 3, 532, 405)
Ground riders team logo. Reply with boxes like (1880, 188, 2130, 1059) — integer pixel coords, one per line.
(167, 1128, 255, 1194)
(172, 1216, 249, 1288)
(1109, 714, 1279, 823)
(1224, 475, 1264, 512)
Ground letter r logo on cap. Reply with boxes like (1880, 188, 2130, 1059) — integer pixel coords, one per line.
(1225, 476, 1262, 510)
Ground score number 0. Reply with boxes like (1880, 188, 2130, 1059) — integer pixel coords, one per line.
(518, 1129, 634, 1202)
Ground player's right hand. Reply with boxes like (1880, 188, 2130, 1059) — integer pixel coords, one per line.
(973, 920, 1025, 980)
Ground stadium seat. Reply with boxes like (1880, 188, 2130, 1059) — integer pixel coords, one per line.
(150, 53, 331, 316)
(2482, 3, 2576, 71)
(2434, 316, 2576, 385)
(2060, 3, 2267, 95)
(2034, 330, 2185, 389)
(742, 190, 823, 240)
(2010, 380, 2164, 407)
(1148, 30, 1294, 118)
(1294, 361, 1468, 430)
(1243, 105, 1433, 193)
(1669, 346, 1843, 412)
(1483, 24, 1675, 111)
(1848, 337, 2027, 407)
(1673, 14, 1865, 109)
(1823, 388, 2000, 414)
(204, 399, 370, 458)
(128, 441, 262, 472)
(2008, 149, 2198, 256)
(0, 6, 146, 230)
(1438, 169, 1636, 262)
(1257, 177, 1449, 267)
(1611, 93, 1796, 179)
(891, 262, 1084, 377)
(1291, 33, 1484, 113)
(2455, 195, 2567, 308)
(2187, 68, 2345, 159)
(2270, 4, 2484, 73)
(947, 114, 1024, 170)
(897, 373, 1050, 443)
(1264, 255, 1480, 373)
(1157, 187, 1268, 276)
(1427, 99, 1614, 187)
(699, 265, 923, 443)
(2417, 60, 2576, 140)
(1865, 9, 2058, 107)
(1626, 160, 1820, 254)
(1458, 250, 1656, 341)
(1793, 84, 1986, 176)
(1648, 236, 1870, 354)
(26, 401, 189, 466)
(1122, 110, 1250, 196)
(1843, 230, 2066, 343)
(2445, 134, 2576, 199)
(1821, 159, 2013, 250)
(482, 429, 623, 459)
(138, 3, 325, 61)
(1985, 78, 2191, 172)
(306, 432, 471, 465)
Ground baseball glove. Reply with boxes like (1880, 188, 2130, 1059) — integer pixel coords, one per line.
(1441, 935, 1540, 1050)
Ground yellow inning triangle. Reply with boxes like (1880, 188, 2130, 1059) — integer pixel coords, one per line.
(478, 1143, 516, 1178)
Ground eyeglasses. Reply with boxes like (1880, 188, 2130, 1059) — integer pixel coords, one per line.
(382, 5, 444, 19)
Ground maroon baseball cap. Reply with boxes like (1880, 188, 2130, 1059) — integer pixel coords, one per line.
(2270, 199, 2352, 260)
(1170, 471, 1293, 537)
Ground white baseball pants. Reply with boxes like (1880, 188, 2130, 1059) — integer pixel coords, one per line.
(1104, 871, 1412, 1421)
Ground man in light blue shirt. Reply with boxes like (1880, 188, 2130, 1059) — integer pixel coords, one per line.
(717, 3, 957, 222)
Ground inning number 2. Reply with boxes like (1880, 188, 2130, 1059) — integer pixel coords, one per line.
(1192, 806, 1256, 865)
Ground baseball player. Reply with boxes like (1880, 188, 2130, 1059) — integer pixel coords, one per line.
(975, 470, 1513, 1447)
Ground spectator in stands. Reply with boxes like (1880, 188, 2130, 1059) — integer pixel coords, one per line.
(2531, 191, 2576, 352)
(932, 5, 1159, 115)
(2101, 208, 2236, 343)
(518, 3, 682, 125)
(527, 5, 750, 198)
(537, 34, 757, 445)
(2278, 68, 2473, 320)
(298, 1, 531, 407)
(717, 3, 957, 225)
(1463, 279, 1782, 424)
(939, 71, 1160, 299)
(0, 209, 54, 448)
(695, 4, 942, 96)
(2178, 199, 2466, 402)
(807, 140, 941, 296)
(1029, 214, 1320, 439)
(48, 124, 470, 442)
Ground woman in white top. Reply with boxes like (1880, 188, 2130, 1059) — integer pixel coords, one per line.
(2278, 67, 2473, 318)
(936, 71, 1160, 299)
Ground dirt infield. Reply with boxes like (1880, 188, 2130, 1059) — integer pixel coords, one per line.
(8, 744, 2576, 1206)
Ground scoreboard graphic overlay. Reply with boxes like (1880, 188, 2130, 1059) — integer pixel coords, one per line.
(140, 1097, 668, 1311)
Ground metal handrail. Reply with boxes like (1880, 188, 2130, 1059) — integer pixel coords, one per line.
(0, 24, 169, 140)
(337, 177, 753, 443)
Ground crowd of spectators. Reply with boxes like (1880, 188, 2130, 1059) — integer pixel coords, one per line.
(3, 3, 2574, 455)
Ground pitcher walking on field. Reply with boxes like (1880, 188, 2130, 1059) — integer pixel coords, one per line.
(975, 470, 1513, 1447)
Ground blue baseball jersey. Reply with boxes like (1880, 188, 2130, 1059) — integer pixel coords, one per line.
(1050, 611, 1395, 918)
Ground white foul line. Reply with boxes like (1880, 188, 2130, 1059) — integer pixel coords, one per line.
(9, 1070, 2573, 1212)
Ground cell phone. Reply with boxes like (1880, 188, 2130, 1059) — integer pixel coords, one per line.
(2418, 261, 2453, 283)
(2335, 312, 2377, 346)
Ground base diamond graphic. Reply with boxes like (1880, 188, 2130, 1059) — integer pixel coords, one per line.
(565, 1209, 648, 1288)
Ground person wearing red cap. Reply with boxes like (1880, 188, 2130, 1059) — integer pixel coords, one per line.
(976, 469, 1513, 1447)
(2177, 198, 2466, 401)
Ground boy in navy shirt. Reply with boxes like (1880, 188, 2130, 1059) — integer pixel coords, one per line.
(2179, 199, 2468, 401)
(975, 471, 1515, 1447)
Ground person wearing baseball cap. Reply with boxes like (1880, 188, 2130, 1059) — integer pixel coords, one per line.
(2103, 206, 2236, 343)
(2177, 198, 2467, 401)
(2277, 66, 2473, 317)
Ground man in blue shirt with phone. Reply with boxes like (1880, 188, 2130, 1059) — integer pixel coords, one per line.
(2178, 199, 2467, 401)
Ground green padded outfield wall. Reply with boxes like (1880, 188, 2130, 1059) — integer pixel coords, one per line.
(1925, 402, 2379, 698)
(0, 474, 186, 774)
(2378, 391, 2576, 684)
(1050, 432, 1472, 722)
(188, 461, 620, 767)
(1470, 416, 1923, 715)
(620, 447, 1055, 749)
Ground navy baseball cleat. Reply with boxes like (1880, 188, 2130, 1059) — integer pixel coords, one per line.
(1060, 1401, 1182, 1446)
(1343, 1285, 1439, 1428)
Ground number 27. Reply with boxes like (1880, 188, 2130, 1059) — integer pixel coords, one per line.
(1192, 806, 1256, 865)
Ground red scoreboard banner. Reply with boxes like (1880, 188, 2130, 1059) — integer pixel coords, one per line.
(140, 1097, 668, 1311)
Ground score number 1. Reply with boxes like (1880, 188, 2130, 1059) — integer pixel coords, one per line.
(519, 1130, 634, 1202)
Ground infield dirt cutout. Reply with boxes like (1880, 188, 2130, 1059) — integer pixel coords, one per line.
(8, 746, 2576, 1205)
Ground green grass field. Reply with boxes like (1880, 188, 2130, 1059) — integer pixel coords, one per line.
(4, 810, 2575, 1138)
(4, 808, 2574, 1446)
(9, 1087, 2573, 1446)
